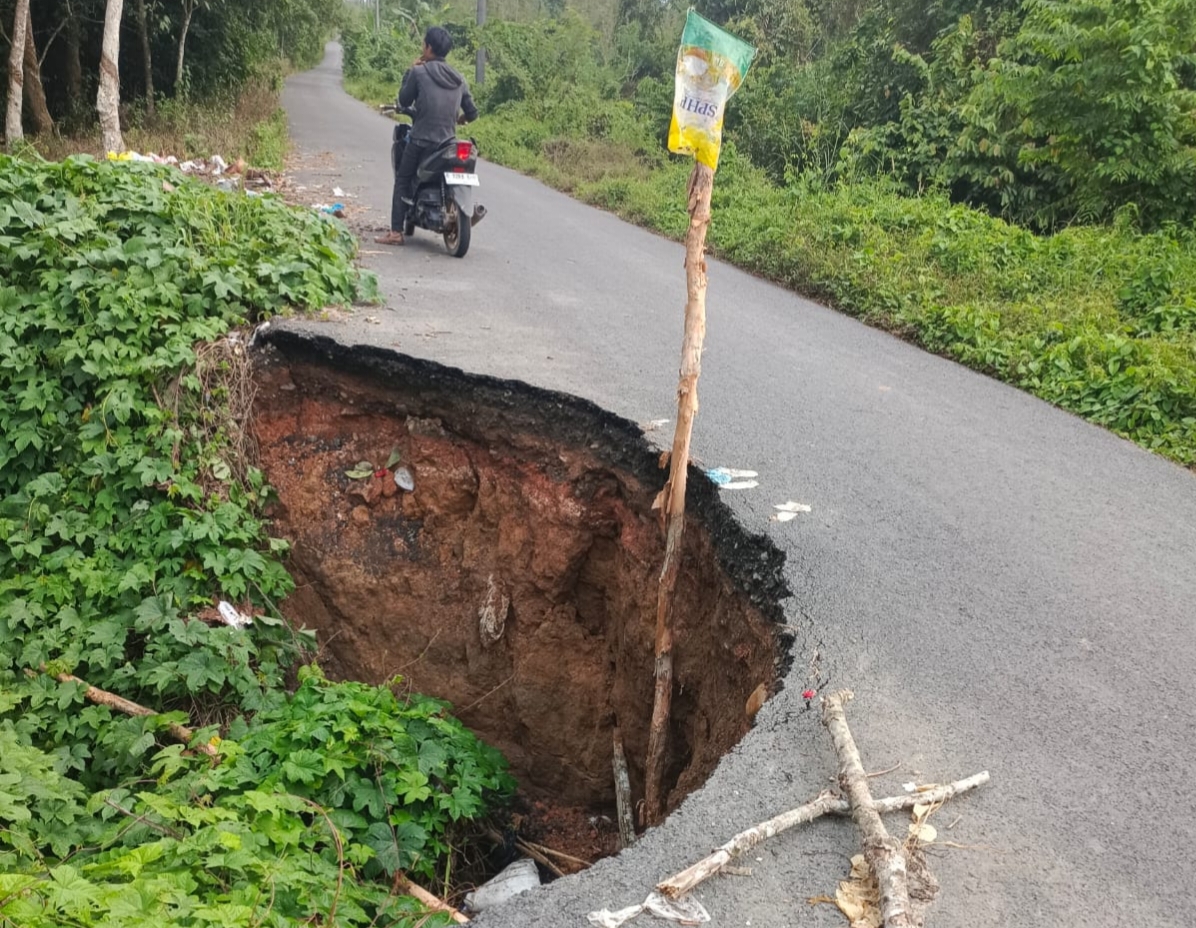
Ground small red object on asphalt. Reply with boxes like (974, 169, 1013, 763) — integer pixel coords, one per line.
(802, 689, 816, 700)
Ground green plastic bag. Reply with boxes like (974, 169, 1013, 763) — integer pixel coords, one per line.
(667, 10, 756, 170)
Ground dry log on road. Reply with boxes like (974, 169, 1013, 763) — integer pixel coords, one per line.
(656, 772, 989, 899)
(823, 690, 913, 928)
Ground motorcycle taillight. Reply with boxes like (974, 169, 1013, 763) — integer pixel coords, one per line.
(456, 141, 473, 162)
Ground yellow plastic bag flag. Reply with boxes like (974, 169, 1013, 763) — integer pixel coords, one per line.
(667, 10, 756, 170)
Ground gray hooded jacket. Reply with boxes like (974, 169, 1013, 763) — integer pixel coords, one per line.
(398, 59, 479, 146)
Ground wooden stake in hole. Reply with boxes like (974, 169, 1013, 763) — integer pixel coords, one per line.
(613, 727, 637, 848)
(644, 161, 715, 824)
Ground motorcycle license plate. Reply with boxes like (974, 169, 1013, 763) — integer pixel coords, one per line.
(444, 172, 479, 186)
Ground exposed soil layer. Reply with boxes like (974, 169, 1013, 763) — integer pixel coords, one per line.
(253, 329, 792, 824)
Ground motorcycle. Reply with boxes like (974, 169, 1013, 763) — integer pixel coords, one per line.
(381, 104, 486, 258)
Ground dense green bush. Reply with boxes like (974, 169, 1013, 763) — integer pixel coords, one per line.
(0, 154, 514, 925)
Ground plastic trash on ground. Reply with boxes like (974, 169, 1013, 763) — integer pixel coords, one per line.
(107, 151, 180, 165)
(588, 891, 710, 927)
(771, 500, 812, 522)
(393, 466, 415, 492)
(463, 858, 540, 912)
(217, 600, 252, 629)
(706, 467, 759, 490)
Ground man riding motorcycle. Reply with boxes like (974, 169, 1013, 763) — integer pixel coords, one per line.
(375, 26, 479, 247)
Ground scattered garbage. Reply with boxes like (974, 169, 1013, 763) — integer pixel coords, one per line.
(108, 150, 279, 193)
(587, 891, 710, 928)
(216, 600, 252, 629)
(463, 859, 540, 912)
(313, 202, 347, 218)
(333, 186, 346, 197)
(706, 467, 759, 490)
(107, 150, 178, 165)
(640, 418, 670, 432)
(393, 466, 414, 492)
(771, 500, 812, 522)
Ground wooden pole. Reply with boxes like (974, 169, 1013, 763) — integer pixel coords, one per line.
(823, 691, 914, 928)
(644, 161, 715, 823)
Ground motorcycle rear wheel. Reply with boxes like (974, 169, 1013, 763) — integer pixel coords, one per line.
(443, 200, 471, 258)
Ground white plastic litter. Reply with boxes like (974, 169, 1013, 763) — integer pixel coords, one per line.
(770, 501, 812, 522)
(217, 600, 252, 629)
(333, 186, 346, 197)
(210, 154, 228, 175)
(393, 466, 415, 491)
(707, 467, 759, 490)
(588, 891, 710, 928)
(464, 858, 540, 912)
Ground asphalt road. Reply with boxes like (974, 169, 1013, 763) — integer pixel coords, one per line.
(282, 44, 1196, 927)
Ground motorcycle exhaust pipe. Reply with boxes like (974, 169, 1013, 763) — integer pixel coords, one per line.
(470, 204, 487, 228)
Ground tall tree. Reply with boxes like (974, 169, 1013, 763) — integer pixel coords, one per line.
(23, 10, 55, 134)
(64, 0, 85, 113)
(175, 0, 201, 89)
(97, 0, 125, 153)
(5, 0, 30, 144)
(135, 0, 156, 116)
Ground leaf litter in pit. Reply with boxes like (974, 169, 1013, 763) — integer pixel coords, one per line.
(345, 460, 374, 479)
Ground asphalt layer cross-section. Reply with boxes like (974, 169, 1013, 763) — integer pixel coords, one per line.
(281, 43, 1196, 928)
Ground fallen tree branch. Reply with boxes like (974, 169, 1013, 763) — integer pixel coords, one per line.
(517, 841, 566, 878)
(394, 876, 469, 924)
(518, 839, 592, 870)
(44, 668, 218, 757)
(103, 796, 184, 841)
(656, 771, 989, 899)
(823, 690, 913, 928)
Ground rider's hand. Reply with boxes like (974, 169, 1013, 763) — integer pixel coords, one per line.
(456, 114, 467, 125)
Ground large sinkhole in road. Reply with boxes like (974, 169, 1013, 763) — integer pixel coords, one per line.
(254, 330, 792, 858)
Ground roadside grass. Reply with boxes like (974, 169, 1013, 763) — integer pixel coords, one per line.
(370, 85, 1196, 468)
(31, 80, 291, 170)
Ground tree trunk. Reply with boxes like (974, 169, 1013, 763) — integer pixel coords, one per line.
(5, 0, 29, 144)
(23, 10, 54, 135)
(97, 0, 125, 154)
(643, 161, 715, 824)
(135, 0, 155, 117)
(64, 0, 84, 112)
(175, 1, 193, 91)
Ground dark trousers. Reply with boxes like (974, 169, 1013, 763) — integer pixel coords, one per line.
(392, 140, 432, 232)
